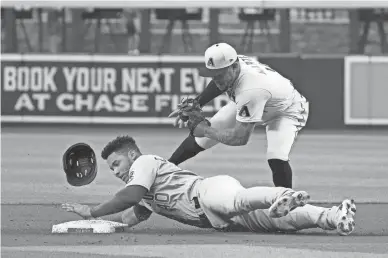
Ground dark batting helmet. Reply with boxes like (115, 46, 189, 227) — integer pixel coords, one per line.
(62, 143, 97, 187)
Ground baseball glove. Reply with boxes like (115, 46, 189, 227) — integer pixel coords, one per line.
(169, 97, 211, 136)
(62, 143, 97, 187)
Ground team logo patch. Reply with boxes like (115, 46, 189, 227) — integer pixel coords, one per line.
(238, 105, 251, 117)
(127, 170, 135, 183)
(207, 58, 215, 67)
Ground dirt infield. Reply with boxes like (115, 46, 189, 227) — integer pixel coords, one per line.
(1, 126, 388, 257)
(2, 203, 388, 257)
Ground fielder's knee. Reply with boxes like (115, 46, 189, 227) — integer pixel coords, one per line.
(195, 136, 219, 150)
(266, 151, 289, 161)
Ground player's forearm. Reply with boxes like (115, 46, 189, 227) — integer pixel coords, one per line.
(97, 207, 148, 228)
(90, 197, 136, 218)
(196, 80, 224, 107)
(203, 127, 249, 146)
(97, 211, 142, 227)
(97, 211, 126, 223)
(90, 186, 147, 218)
(121, 207, 149, 227)
(120, 214, 142, 228)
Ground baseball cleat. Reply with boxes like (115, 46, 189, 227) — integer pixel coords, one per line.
(335, 199, 356, 236)
(269, 191, 310, 218)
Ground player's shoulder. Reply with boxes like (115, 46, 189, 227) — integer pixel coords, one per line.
(235, 71, 269, 94)
(238, 61, 265, 81)
(234, 76, 272, 103)
(131, 154, 161, 168)
(237, 67, 274, 93)
(139, 154, 162, 160)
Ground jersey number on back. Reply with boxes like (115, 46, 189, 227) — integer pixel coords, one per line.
(239, 55, 275, 75)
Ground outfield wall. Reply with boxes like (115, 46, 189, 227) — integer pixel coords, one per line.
(1, 54, 387, 129)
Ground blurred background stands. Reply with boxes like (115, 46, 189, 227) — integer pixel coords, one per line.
(1, 7, 387, 55)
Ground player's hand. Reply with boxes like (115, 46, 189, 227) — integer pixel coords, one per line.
(168, 98, 201, 128)
(168, 109, 188, 128)
(176, 108, 212, 137)
(61, 203, 92, 219)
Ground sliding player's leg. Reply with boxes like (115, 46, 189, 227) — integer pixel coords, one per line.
(195, 175, 309, 229)
(231, 199, 356, 236)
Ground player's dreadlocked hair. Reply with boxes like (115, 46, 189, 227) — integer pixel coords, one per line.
(101, 135, 140, 160)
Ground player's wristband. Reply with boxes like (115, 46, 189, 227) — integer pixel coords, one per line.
(195, 80, 224, 107)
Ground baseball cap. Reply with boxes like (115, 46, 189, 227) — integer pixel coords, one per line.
(199, 43, 238, 77)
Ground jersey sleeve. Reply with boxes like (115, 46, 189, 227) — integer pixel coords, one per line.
(125, 155, 158, 191)
(235, 88, 271, 123)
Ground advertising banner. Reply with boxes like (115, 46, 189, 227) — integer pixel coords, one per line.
(1, 55, 230, 123)
(2, 0, 388, 9)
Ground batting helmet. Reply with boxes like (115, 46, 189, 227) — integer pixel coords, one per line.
(62, 143, 97, 187)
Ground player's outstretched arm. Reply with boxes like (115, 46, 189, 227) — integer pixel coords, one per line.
(169, 80, 223, 127)
(197, 87, 271, 145)
(203, 120, 256, 146)
(195, 80, 224, 106)
(61, 185, 148, 219)
(122, 204, 152, 225)
(90, 185, 148, 218)
(189, 87, 271, 145)
(98, 205, 152, 227)
(95, 211, 125, 223)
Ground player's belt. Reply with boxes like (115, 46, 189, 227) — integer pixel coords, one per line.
(193, 196, 212, 228)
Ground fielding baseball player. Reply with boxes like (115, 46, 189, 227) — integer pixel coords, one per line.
(62, 136, 356, 236)
(168, 43, 309, 188)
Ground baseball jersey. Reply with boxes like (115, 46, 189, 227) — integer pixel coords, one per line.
(125, 154, 208, 227)
(226, 55, 306, 125)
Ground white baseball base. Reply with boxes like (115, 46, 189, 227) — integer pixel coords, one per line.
(52, 220, 128, 234)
